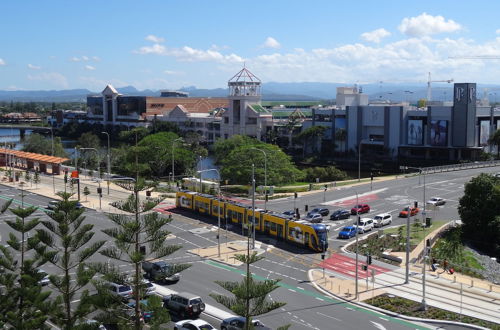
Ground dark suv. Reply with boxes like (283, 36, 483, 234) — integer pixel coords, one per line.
(330, 209, 351, 220)
(307, 208, 329, 217)
(163, 292, 205, 319)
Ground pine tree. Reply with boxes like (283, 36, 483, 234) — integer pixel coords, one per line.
(210, 224, 290, 329)
(97, 133, 189, 329)
(0, 199, 53, 329)
(35, 192, 105, 330)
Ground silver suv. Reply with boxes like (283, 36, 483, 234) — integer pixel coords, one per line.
(107, 282, 132, 301)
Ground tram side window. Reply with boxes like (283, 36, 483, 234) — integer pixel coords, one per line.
(213, 205, 219, 213)
(238, 213, 242, 222)
(271, 222, 277, 231)
(289, 228, 294, 237)
(227, 210, 232, 219)
(305, 232, 310, 245)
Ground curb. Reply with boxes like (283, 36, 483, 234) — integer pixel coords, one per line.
(307, 269, 490, 330)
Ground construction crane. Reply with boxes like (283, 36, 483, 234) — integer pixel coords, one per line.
(427, 72, 453, 102)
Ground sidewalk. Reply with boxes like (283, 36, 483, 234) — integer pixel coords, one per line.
(0, 168, 174, 213)
(309, 221, 500, 325)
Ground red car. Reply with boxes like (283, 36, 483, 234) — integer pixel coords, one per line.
(351, 204, 370, 215)
(399, 207, 419, 217)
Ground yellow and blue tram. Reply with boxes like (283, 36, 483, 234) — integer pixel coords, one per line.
(176, 190, 328, 252)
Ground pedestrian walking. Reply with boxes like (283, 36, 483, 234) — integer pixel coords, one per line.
(443, 259, 449, 273)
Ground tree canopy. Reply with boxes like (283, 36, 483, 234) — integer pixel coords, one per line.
(458, 173, 500, 257)
(213, 135, 258, 164)
(22, 133, 67, 158)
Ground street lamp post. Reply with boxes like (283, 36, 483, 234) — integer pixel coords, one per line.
(50, 127, 55, 193)
(197, 168, 221, 257)
(251, 163, 256, 249)
(171, 137, 182, 186)
(250, 147, 267, 212)
(355, 191, 359, 299)
(101, 131, 111, 195)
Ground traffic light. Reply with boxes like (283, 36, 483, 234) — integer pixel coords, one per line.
(265, 194, 269, 202)
(361, 265, 368, 271)
(367, 255, 372, 265)
(294, 192, 298, 199)
(370, 172, 374, 181)
(97, 187, 102, 194)
(324, 184, 327, 191)
(146, 190, 151, 197)
(414, 201, 418, 208)
(64, 174, 68, 184)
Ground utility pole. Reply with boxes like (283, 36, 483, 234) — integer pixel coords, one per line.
(101, 131, 111, 195)
(405, 203, 411, 284)
(355, 191, 359, 299)
(251, 163, 256, 249)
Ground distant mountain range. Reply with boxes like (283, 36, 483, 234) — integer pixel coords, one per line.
(1, 82, 499, 103)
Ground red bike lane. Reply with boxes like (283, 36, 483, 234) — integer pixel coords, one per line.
(319, 253, 391, 279)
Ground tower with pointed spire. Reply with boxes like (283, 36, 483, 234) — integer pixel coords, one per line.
(221, 67, 272, 140)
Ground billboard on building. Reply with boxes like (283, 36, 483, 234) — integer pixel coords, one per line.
(407, 120, 423, 145)
(480, 121, 490, 146)
(430, 120, 448, 146)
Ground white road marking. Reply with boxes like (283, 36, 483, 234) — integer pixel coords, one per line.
(288, 288, 296, 293)
(370, 321, 387, 330)
(317, 312, 342, 322)
(315, 297, 324, 301)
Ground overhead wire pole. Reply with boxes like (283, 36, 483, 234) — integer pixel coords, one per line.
(250, 147, 267, 212)
(355, 191, 359, 300)
(251, 163, 256, 249)
(101, 131, 111, 195)
(197, 168, 221, 257)
(50, 127, 55, 193)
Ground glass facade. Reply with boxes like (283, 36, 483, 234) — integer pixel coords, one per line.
(87, 96, 103, 115)
(117, 96, 146, 117)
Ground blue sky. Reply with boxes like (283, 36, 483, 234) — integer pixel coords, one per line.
(2, 0, 500, 91)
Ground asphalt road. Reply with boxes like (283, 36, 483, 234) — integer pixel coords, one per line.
(1, 166, 497, 329)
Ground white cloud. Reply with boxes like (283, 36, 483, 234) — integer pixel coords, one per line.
(261, 37, 281, 49)
(27, 64, 41, 70)
(134, 43, 244, 63)
(71, 55, 99, 62)
(145, 35, 165, 43)
(361, 28, 391, 43)
(81, 55, 89, 61)
(0, 58, 5, 66)
(399, 13, 461, 37)
(92, 56, 101, 61)
(164, 70, 183, 75)
(85, 65, 96, 71)
(70, 56, 81, 62)
(27, 72, 68, 88)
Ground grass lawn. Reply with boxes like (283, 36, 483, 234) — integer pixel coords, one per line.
(383, 220, 447, 246)
(368, 294, 499, 329)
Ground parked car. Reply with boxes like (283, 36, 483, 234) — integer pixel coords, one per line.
(426, 197, 445, 206)
(399, 207, 419, 217)
(330, 209, 351, 220)
(373, 213, 392, 227)
(37, 269, 50, 286)
(127, 299, 153, 323)
(142, 260, 181, 283)
(175, 319, 216, 330)
(355, 218, 374, 233)
(221, 316, 270, 330)
(106, 282, 133, 301)
(135, 279, 155, 297)
(306, 213, 323, 223)
(338, 226, 358, 239)
(282, 210, 295, 216)
(351, 204, 370, 215)
(307, 208, 329, 217)
(163, 292, 205, 319)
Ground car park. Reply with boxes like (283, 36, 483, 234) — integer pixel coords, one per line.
(307, 208, 329, 217)
(355, 218, 374, 233)
(426, 197, 445, 206)
(399, 207, 419, 217)
(175, 319, 216, 330)
(306, 213, 323, 223)
(338, 226, 358, 239)
(330, 209, 351, 220)
(373, 213, 392, 227)
(106, 282, 133, 301)
(221, 316, 270, 330)
(351, 204, 370, 215)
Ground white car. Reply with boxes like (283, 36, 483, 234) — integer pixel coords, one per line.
(426, 197, 446, 206)
(37, 269, 50, 286)
(355, 218, 374, 233)
(373, 213, 392, 227)
(175, 319, 216, 330)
